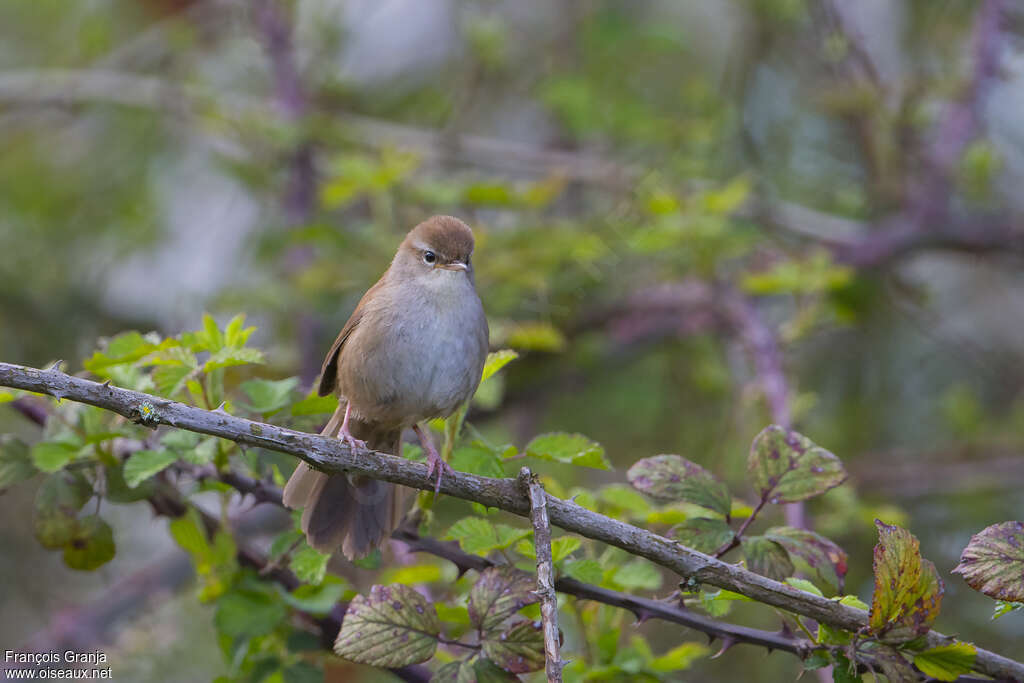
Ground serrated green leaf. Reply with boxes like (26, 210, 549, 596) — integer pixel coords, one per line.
(953, 521, 1024, 602)
(83, 331, 159, 374)
(748, 425, 846, 504)
(742, 536, 794, 581)
(31, 441, 79, 473)
(612, 559, 662, 591)
(802, 651, 832, 671)
(599, 484, 652, 517)
(445, 517, 531, 556)
(869, 520, 943, 642)
(563, 558, 603, 585)
(240, 377, 299, 414)
(912, 642, 977, 681)
(525, 432, 609, 470)
(832, 653, 859, 683)
(481, 349, 519, 383)
(469, 566, 538, 633)
(123, 449, 177, 488)
(0, 436, 36, 488)
(334, 584, 439, 668)
(203, 347, 265, 372)
(433, 661, 475, 683)
(224, 313, 256, 348)
(290, 546, 329, 585)
(673, 517, 734, 554)
(451, 444, 506, 478)
(481, 619, 544, 673)
(765, 526, 848, 592)
(627, 454, 731, 517)
(153, 364, 193, 397)
(551, 537, 581, 563)
(62, 515, 115, 571)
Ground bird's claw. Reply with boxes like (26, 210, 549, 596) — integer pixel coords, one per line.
(425, 448, 453, 496)
(338, 429, 367, 451)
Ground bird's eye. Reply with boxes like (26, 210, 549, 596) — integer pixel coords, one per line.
(423, 251, 437, 265)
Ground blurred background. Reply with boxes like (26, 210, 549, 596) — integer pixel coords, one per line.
(2, 0, 1024, 681)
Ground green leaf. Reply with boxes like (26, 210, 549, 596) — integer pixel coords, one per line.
(334, 584, 439, 668)
(673, 517, 734, 554)
(747, 425, 847, 504)
(83, 331, 159, 374)
(869, 520, 944, 642)
(648, 642, 710, 672)
(785, 577, 824, 597)
(62, 516, 116, 571)
(153, 364, 193, 397)
(993, 600, 1023, 619)
(481, 349, 519, 383)
(379, 563, 444, 585)
(505, 322, 567, 352)
(612, 559, 662, 591)
(551, 537, 581, 563)
(469, 566, 538, 633)
(912, 642, 977, 682)
(278, 577, 348, 615)
(953, 521, 1024, 602)
(224, 313, 256, 348)
(240, 377, 299, 414)
(627, 454, 731, 517)
(481, 619, 544, 674)
(765, 526, 848, 592)
(742, 536, 794, 581)
(445, 517, 531, 556)
(215, 584, 287, 640)
(31, 441, 79, 473)
(169, 507, 210, 557)
(837, 594, 869, 611)
(563, 558, 603, 585)
(290, 391, 338, 416)
(598, 484, 652, 517)
(290, 546, 330, 585)
(525, 432, 610, 470)
(104, 462, 155, 503)
(34, 472, 92, 549)
(0, 436, 36, 488)
(802, 651, 831, 671)
(832, 653, 859, 683)
(203, 347, 265, 372)
(123, 449, 177, 488)
(451, 444, 506, 478)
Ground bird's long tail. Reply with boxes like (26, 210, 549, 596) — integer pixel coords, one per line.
(282, 404, 406, 559)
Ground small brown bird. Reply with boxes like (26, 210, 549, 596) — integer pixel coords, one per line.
(283, 216, 489, 558)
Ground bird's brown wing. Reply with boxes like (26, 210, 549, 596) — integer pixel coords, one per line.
(317, 278, 386, 397)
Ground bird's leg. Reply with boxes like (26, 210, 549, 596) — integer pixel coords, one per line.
(337, 402, 367, 450)
(413, 423, 452, 494)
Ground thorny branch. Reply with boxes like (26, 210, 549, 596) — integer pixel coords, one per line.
(2, 362, 1023, 681)
(518, 468, 564, 682)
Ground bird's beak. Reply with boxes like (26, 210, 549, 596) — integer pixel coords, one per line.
(439, 262, 468, 271)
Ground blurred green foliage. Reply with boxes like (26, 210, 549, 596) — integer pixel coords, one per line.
(2, 0, 1024, 681)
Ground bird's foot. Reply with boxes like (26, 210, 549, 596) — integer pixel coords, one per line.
(338, 426, 367, 451)
(424, 446, 453, 495)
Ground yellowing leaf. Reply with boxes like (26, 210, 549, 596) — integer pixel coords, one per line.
(869, 520, 943, 642)
(913, 642, 977, 682)
(748, 425, 846, 504)
(334, 584, 439, 668)
(953, 521, 1024, 602)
